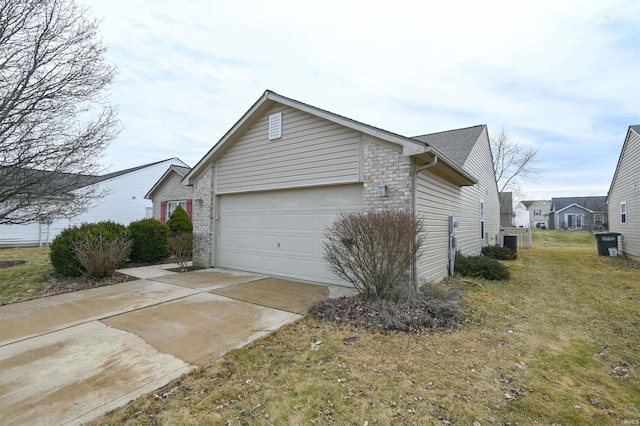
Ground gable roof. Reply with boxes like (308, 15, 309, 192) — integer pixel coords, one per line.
(93, 159, 187, 184)
(551, 196, 607, 213)
(521, 200, 536, 208)
(184, 90, 480, 187)
(1, 158, 187, 198)
(145, 164, 192, 199)
(607, 125, 640, 203)
(412, 125, 486, 168)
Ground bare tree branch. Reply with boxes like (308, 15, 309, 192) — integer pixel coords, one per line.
(491, 127, 539, 195)
(0, 0, 118, 225)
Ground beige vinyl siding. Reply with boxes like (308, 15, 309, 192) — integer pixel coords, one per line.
(415, 170, 461, 283)
(609, 129, 640, 257)
(216, 105, 361, 194)
(458, 130, 501, 252)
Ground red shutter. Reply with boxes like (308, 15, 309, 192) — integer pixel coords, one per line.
(160, 201, 166, 223)
(186, 199, 193, 219)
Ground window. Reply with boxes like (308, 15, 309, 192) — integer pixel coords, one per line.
(167, 200, 187, 219)
(566, 213, 583, 229)
(621, 202, 627, 223)
(533, 209, 542, 216)
(145, 207, 153, 219)
(594, 213, 604, 225)
(480, 200, 485, 239)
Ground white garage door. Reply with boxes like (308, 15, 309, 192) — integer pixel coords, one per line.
(218, 184, 363, 285)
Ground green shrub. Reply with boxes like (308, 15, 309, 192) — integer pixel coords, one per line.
(128, 218, 169, 262)
(73, 234, 132, 278)
(50, 221, 129, 277)
(166, 205, 192, 236)
(455, 251, 510, 280)
(481, 245, 517, 260)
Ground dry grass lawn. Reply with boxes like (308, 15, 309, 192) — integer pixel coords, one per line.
(51, 232, 640, 423)
(0, 246, 51, 304)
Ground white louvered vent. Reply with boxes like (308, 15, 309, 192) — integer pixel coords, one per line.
(268, 112, 282, 140)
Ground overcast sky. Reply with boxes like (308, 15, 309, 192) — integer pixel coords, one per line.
(81, 0, 640, 201)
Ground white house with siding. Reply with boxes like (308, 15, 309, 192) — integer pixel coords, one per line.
(0, 158, 187, 247)
(180, 91, 500, 286)
(608, 125, 640, 259)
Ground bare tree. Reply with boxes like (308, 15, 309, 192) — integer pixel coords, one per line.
(491, 128, 539, 196)
(0, 0, 118, 225)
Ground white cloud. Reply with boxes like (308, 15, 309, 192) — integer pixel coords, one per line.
(82, 0, 640, 200)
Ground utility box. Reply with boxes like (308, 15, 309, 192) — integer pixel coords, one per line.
(595, 232, 621, 256)
(503, 235, 518, 254)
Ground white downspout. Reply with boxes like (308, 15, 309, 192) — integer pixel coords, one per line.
(411, 156, 438, 286)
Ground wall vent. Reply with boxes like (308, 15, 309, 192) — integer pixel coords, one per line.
(268, 112, 282, 140)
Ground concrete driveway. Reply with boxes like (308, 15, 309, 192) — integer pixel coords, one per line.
(0, 265, 352, 426)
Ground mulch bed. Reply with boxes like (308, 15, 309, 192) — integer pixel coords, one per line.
(611, 257, 640, 269)
(310, 280, 468, 333)
(36, 271, 139, 298)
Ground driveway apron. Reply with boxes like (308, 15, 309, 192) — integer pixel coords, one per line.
(0, 267, 333, 426)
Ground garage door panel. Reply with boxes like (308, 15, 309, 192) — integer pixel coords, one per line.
(219, 185, 362, 285)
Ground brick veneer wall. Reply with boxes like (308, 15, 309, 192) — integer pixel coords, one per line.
(362, 139, 412, 212)
(151, 173, 194, 220)
(192, 166, 214, 267)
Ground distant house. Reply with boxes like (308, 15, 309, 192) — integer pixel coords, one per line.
(0, 158, 187, 247)
(515, 200, 550, 228)
(547, 196, 607, 230)
(180, 90, 501, 285)
(607, 125, 640, 258)
(145, 164, 193, 223)
(499, 192, 514, 227)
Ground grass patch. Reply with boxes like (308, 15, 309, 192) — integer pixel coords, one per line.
(533, 229, 597, 245)
(0, 247, 52, 305)
(73, 231, 640, 423)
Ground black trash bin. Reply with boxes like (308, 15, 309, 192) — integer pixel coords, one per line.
(595, 232, 621, 256)
(503, 235, 518, 254)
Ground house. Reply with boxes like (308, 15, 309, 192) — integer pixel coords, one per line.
(547, 196, 607, 230)
(145, 164, 193, 223)
(607, 125, 640, 258)
(515, 200, 550, 228)
(0, 158, 187, 247)
(499, 192, 514, 227)
(179, 90, 500, 286)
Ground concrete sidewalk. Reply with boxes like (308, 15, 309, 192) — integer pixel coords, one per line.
(0, 265, 343, 425)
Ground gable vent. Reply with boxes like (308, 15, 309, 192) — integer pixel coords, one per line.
(268, 112, 282, 140)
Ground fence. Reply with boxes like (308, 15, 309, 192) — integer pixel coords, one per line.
(500, 227, 532, 248)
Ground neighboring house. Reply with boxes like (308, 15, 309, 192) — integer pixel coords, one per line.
(180, 90, 500, 286)
(0, 158, 187, 246)
(514, 200, 533, 227)
(145, 164, 193, 223)
(607, 125, 640, 258)
(515, 200, 550, 228)
(499, 192, 514, 227)
(547, 196, 607, 230)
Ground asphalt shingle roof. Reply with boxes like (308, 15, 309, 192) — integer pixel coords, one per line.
(411, 125, 486, 167)
(551, 196, 607, 212)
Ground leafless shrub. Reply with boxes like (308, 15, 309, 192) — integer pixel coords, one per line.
(323, 211, 425, 300)
(73, 234, 132, 278)
(169, 233, 193, 271)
